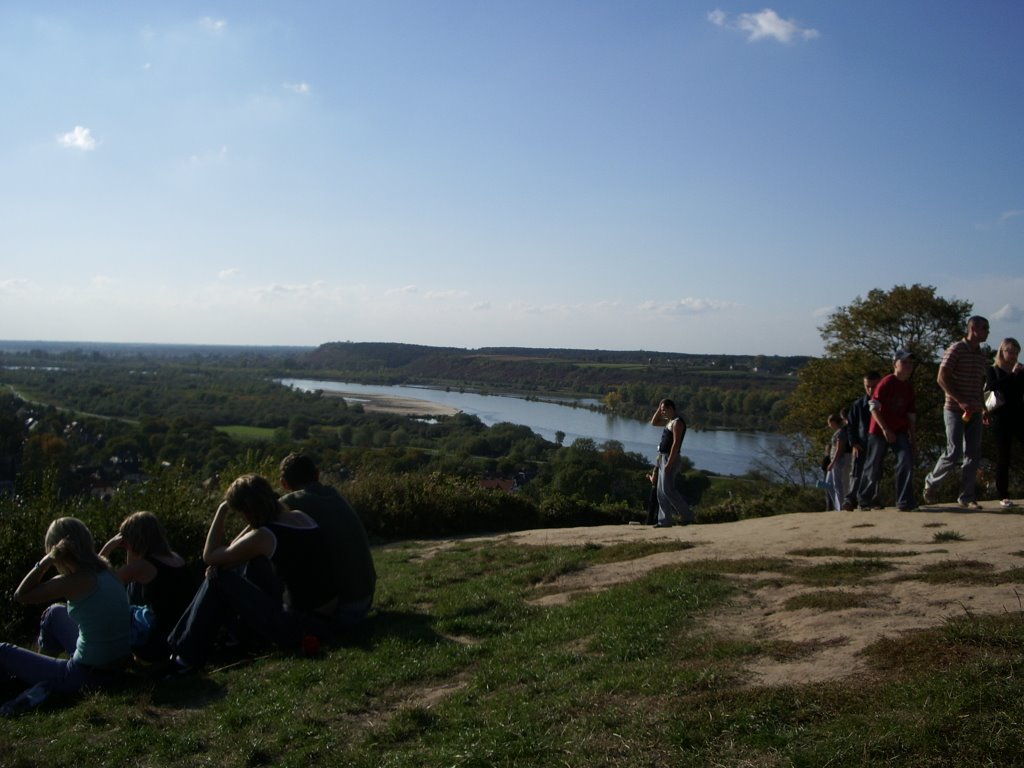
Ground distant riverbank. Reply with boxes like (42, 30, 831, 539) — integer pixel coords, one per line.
(282, 379, 787, 476)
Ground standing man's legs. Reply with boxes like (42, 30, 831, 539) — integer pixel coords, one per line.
(958, 415, 983, 503)
(893, 432, 916, 509)
(844, 450, 865, 510)
(858, 435, 885, 508)
(925, 409, 965, 498)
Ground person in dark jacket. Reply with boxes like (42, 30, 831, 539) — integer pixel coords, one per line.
(843, 371, 882, 510)
(985, 338, 1024, 507)
(279, 454, 376, 626)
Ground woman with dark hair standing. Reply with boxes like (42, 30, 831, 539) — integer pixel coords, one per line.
(167, 474, 339, 674)
(0, 518, 129, 711)
(985, 338, 1024, 507)
(650, 399, 695, 527)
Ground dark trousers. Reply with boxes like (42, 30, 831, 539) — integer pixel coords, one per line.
(993, 416, 1024, 499)
(167, 566, 331, 668)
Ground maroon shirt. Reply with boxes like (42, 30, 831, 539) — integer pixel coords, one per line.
(868, 373, 916, 436)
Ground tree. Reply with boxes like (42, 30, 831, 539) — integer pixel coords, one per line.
(785, 284, 972, 483)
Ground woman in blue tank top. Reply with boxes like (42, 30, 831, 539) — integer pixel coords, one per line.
(0, 517, 130, 708)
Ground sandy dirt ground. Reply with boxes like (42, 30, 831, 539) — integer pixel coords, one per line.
(454, 503, 1024, 687)
(323, 391, 460, 417)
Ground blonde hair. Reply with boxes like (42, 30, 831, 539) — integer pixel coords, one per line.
(996, 338, 1021, 368)
(119, 511, 173, 557)
(44, 517, 109, 575)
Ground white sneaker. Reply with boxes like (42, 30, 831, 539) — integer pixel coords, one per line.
(1000, 499, 1016, 508)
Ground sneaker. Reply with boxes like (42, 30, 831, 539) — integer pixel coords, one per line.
(0, 683, 50, 717)
(841, 502, 857, 512)
(898, 505, 918, 512)
(922, 486, 935, 504)
(1000, 499, 1016, 508)
(858, 505, 875, 511)
(959, 500, 982, 510)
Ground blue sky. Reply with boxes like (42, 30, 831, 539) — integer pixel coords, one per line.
(1, 2, 1021, 356)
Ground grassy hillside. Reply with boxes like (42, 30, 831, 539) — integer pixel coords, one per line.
(3, 535, 1023, 766)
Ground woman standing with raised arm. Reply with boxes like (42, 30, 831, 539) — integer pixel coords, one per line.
(650, 399, 695, 527)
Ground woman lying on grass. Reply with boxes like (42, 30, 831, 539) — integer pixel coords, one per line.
(0, 518, 130, 711)
(100, 511, 198, 662)
(167, 473, 340, 674)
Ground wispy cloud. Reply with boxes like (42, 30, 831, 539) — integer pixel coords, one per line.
(189, 145, 228, 165)
(57, 126, 97, 151)
(386, 285, 418, 296)
(92, 276, 114, 289)
(218, 268, 240, 279)
(199, 16, 227, 34)
(993, 304, 1023, 323)
(470, 301, 491, 312)
(284, 82, 311, 95)
(639, 297, 738, 315)
(812, 305, 835, 318)
(999, 209, 1024, 223)
(708, 8, 819, 44)
(0, 279, 31, 295)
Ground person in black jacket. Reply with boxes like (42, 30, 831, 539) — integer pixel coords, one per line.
(985, 338, 1024, 507)
(843, 371, 882, 511)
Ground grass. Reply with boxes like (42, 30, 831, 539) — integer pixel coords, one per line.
(4, 539, 1024, 766)
(215, 425, 278, 441)
(932, 530, 967, 542)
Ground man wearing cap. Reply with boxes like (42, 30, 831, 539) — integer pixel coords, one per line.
(858, 349, 918, 511)
(922, 316, 990, 509)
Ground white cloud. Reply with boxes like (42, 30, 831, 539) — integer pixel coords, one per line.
(199, 17, 227, 33)
(284, 82, 311, 95)
(218, 268, 240, 279)
(993, 304, 1023, 323)
(709, 8, 819, 44)
(0, 279, 31, 295)
(189, 145, 228, 165)
(471, 301, 491, 312)
(57, 126, 97, 151)
(812, 305, 835, 318)
(999, 209, 1024, 223)
(386, 285, 418, 295)
(639, 297, 738, 315)
(92, 276, 114, 289)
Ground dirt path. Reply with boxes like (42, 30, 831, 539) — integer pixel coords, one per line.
(462, 505, 1024, 686)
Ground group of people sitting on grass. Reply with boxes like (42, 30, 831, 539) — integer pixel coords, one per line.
(0, 453, 376, 715)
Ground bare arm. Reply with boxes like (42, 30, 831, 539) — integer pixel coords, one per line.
(202, 501, 273, 568)
(14, 556, 93, 604)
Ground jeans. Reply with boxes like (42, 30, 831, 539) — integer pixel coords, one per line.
(859, 432, 916, 509)
(167, 566, 333, 668)
(656, 454, 693, 525)
(826, 454, 848, 511)
(925, 409, 983, 503)
(0, 605, 90, 694)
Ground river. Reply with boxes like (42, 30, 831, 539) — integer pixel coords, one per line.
(282, 379, 788, 476)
